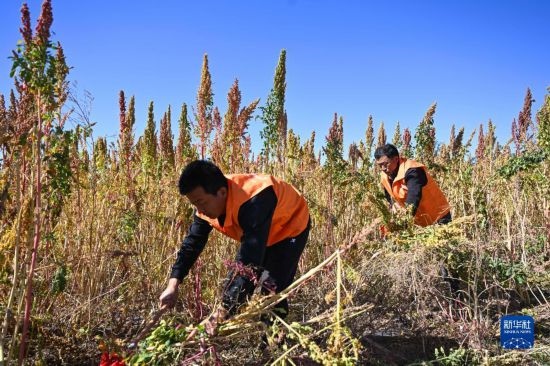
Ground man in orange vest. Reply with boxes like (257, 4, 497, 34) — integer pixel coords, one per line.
(159, 160, 310, 328)
(374, 144, 451, 226)
(375, 144, 459, 293)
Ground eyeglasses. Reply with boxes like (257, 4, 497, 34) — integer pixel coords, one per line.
(375, 157, 397, 169)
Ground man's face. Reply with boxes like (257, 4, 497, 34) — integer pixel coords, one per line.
(375, 155, 400, 176)
(185, 186, 227, 219)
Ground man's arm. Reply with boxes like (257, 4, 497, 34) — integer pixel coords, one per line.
(222, 186, 277, 314)
(160, 214, 212, 309)
(384, 189, 392, 206)
(382, 175, 394, 207)
(404, 168, 427, 215)
(170, 214, 213, 281)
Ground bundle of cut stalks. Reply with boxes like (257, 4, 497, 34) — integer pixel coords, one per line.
(385, 214, 477, 249)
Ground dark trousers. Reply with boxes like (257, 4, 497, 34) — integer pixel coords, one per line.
(436, 212, 459, 294)
(262, 218, 311, 318)
(437, 211, 452, 225)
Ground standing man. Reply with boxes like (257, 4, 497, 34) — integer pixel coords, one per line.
(160, 160, 310, 325)
(374, 144, 457, 292)
(374, 144, 451, 226)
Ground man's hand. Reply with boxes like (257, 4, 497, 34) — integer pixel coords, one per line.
(159, 278, 180, 309)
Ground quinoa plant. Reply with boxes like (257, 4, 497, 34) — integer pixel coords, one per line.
(260, 49, 287, 169)
(475, 124, 485, 162)
(362, 115, 375, 163)
(174, 102, 196, 170)
(212, 79, 258, 173)
(376, 121, 387, 147)
(401, 127, 413, 158)
(142, 101, 158, 173)
(392, 121, 402, 149)
(194, 54, 214, 159)
(537, 89, 550, 153)
(159, 106, 175, 170)
(5, 1, 72, 363)
(415, 103, 437, 166)
(512, 88, 536, 155)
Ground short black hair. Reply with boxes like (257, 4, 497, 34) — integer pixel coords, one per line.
(178, 160, 228, 195)
(374, 144, 400, 160)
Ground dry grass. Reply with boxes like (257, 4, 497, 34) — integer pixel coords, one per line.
(1, 155, 549, 365)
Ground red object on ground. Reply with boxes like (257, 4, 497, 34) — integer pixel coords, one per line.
(99, 352, 126, 366)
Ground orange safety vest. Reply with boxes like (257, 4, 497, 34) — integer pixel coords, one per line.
(197, 174, 310, 246)
(380, 158, 450, 226)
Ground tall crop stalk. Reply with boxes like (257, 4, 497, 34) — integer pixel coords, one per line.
(18, 94, 43, 365)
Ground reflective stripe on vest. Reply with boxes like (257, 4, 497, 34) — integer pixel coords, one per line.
(197, 174, 310, 246)
(380, 158, 450, 226)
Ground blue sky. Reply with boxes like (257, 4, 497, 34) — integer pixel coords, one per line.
(1, 0, 549, 155)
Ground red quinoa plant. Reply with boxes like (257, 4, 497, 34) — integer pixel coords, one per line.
(7, 1, 70, 364)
